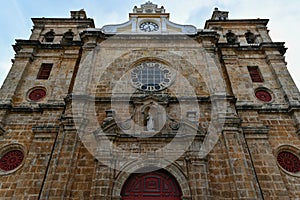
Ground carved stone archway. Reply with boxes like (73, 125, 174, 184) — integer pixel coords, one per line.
(112, 160, 191, 200)
(121, 169, 182, 200)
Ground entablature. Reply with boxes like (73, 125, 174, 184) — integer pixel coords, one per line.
(13, 39, 83, 53)
(217, 42, 287, 56)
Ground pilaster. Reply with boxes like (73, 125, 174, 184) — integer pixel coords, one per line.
(243, 127, 290, 199)
(222, 128, 262, 199)
(13, 125, 58, 199)
(220, 97, 263, 199)
(186, 156, 210, 199)
(0, 45, 35, 105)
(265, 51, 300, 106)
(38, 118, 80, 199)
(90, 162, 114, 199)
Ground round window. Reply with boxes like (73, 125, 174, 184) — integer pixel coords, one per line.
(277, 151, 300, 173)
(131, 62, 175, 92)
(0, 150, 24, 172)
(255, 90, 272, 102)
(28, 87, 47, 101)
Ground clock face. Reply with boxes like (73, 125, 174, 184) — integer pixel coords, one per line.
(131, 62, 175, 92)
(139, 22, 159, 32)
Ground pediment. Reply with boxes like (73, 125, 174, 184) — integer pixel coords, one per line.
(100, 2, 197, 35)
(98, 117, 205, 139)
(100, 18, 197, 35)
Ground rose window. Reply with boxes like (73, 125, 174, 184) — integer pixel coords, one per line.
(28, 88, 47, 101)
(277, 151, 300, 173)
(0, 150, 24, 172)
(255, 90, 272, 102)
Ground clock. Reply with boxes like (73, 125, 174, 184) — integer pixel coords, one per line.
(139, 21, 159, 32)
(131, 62, 175, 92)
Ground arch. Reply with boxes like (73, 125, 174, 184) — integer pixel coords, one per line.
(93, 49, 211, 96)
(62, 29, 74, 43)
(141, 101, 165, 132)
(245, 31, 256, 44)
(225, 31, 237, 44)
(44, 30, 55, 42)
(112, 160, 191, 198)
(121, 169, 182, 200)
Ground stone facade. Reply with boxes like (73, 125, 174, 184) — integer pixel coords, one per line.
(0, 2, 300, 199)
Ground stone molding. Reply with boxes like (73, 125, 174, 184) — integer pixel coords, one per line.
(111, 160, 191, 198)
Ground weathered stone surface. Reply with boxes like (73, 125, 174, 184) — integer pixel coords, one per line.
(0, 3, 300, 200)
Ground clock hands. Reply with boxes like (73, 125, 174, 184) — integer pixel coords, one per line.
(145, 25, 151, 32)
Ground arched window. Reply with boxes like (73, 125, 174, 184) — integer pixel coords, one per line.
(62, 30, 74, 43)
(245, 31, 256, 44)
(225, 31, 237, 44)
(44, 30, 55, 42)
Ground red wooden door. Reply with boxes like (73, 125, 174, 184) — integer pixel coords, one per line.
(121, 170, 182, 200)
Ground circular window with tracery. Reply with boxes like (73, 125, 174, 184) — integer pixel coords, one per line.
(0, 150, 24, 172)
(277, 151, 300, 174)
(28, 87, 47, 101)
(255, 89, 272, 102)
(130, 61, 176, 92)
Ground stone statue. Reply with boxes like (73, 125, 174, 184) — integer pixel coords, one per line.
(146, 113, 154, 131)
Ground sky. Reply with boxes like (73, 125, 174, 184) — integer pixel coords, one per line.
(0, 0, 299, 89)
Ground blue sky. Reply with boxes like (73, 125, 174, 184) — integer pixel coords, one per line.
(1, 0, 300, 88)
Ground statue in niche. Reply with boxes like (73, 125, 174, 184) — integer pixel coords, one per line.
(146, 113, 155, 131)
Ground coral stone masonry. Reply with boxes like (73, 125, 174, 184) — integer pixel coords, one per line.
(0, 2, 300, 199)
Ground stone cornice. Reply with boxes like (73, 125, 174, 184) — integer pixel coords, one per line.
(0, 103, 65, 112)
(217, 42, 287, 55)
(32, 124, 60, 133)
(205, 18, 269, 29)
(236, 104, 300, 114)
(13, 39, 83, 53)
(66, 93, 212, 103)
(31, 18, 95, 28)
(242, 126, 269, 139)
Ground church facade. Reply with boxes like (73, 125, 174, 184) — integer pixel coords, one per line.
(0, 2, 300, 199)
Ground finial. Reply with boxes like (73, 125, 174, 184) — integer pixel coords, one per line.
(211, 8, 229, 20)
(133, 1, 165, 14)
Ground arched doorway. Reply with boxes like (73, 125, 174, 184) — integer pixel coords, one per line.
(121, 169, 182, 200)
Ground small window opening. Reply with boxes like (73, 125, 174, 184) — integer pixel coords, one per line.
(44, 30, 55, 42)
(247, 66, 263, 82)
(226, 31, 237, 44)
(245, 31, 256, 44)
(37, 63, 53, 79)
(62, 30, 74, 43)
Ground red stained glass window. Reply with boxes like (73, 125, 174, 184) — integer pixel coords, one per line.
(28, 88, 47, 101)
(255, 90, 272, 102)
(0, 150, 24, 171)
(277, 151, 300, 173)
(37, 64, 52, 79)
(248, 66, 263, 82)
